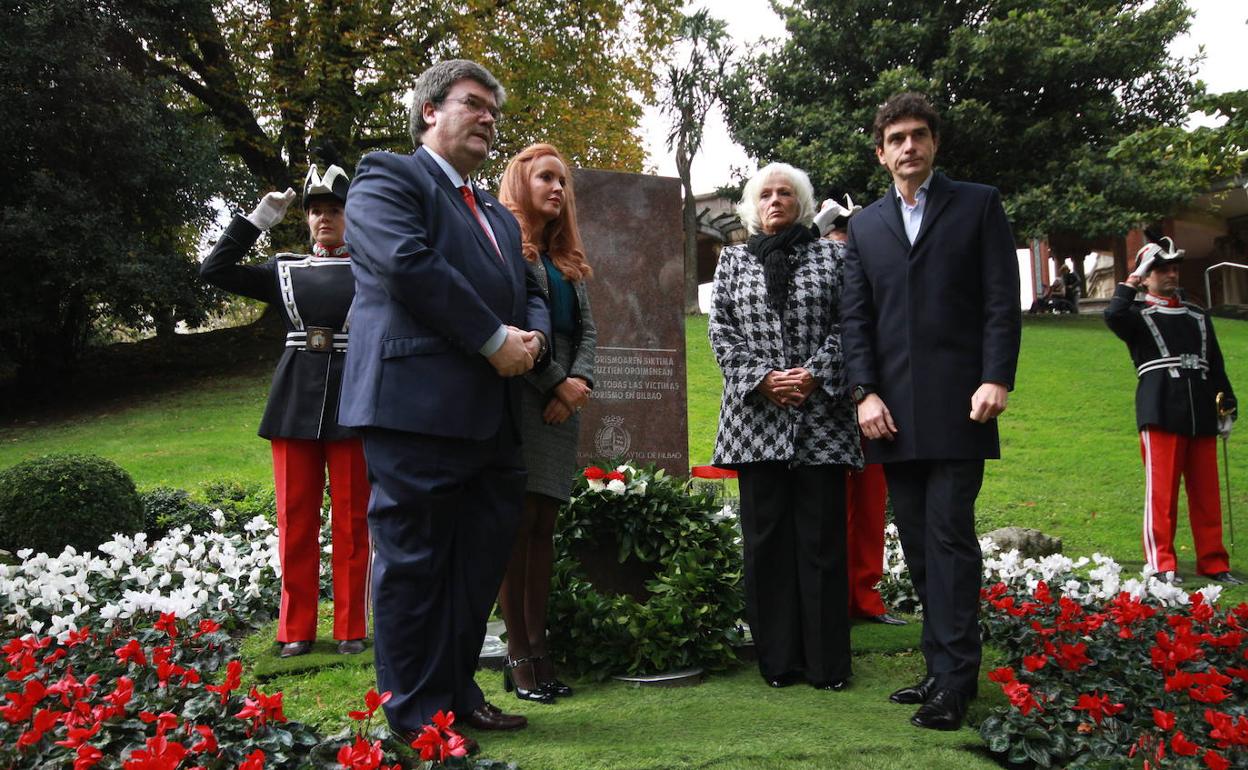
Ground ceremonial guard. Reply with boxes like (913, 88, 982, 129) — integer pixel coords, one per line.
(817, 193, 905, 627)
(200, 164, 372, 656)
(1105, 237, 1242, 585)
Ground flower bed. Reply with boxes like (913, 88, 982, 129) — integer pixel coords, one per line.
(976, 542, 1248, 768)
(0, 516, 282, 639)
(0, 519, 512, 768)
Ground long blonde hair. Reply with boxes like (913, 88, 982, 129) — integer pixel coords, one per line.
(498, 143, 592, 281)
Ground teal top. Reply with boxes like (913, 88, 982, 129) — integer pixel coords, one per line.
(542, 253, 576, 336)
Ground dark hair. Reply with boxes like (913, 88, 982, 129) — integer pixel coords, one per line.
(408, 59, 506, 147)
(872, 92, 941, 147)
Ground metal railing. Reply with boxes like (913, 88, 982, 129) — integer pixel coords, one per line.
(1204, 262, 1248, 310)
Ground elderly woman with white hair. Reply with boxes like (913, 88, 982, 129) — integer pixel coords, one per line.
(709, 162, 862, 691)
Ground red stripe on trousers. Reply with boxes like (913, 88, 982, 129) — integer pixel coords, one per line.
(271, 437, 371, 642)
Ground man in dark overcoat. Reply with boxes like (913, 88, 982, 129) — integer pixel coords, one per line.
(841, 92, 1021, 731)
(340, 59, 550, 747)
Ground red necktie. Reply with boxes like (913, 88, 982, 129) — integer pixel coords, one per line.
(459, 185, 501, 259)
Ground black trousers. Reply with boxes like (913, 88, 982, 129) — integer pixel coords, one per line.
(737, 462, 850, 684)
(360, 423, 525, 732)
(884, 459, 984, 696)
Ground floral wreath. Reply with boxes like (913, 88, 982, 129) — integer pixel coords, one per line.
(546, 462, 744, 679)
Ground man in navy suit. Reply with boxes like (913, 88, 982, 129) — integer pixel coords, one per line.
(841, 93, 1021, 731)
(340, 59, 551, 743)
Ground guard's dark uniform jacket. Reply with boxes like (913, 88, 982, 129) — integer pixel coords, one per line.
(1105, 282, 1236, 435)
(200, 215, 355, 441)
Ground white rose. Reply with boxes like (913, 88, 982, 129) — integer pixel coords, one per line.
(606, 479, 627, 495)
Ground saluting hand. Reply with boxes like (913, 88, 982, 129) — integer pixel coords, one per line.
(246, 188, 296, 231)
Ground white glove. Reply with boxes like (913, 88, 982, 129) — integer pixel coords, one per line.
(1219, 414, 1234, 439)
(814, 199, 846, 236)
(245, 188, 296, 231)
(1131, 243, 1161, 279)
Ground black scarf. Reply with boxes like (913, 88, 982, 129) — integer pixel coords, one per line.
(746, 223, 816, 314)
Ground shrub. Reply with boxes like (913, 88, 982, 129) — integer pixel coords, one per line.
(548, 463, 744, 680)
(143, 486, 218, 537)
(0, 453, 143, 557)
(201, 479, 278, 527)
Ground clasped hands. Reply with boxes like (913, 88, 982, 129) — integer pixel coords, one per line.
(544, 376, 591, 425)
(487, 325, 543, 377)
(758, 368, 818, 408)
(857, 382, 1008, 441)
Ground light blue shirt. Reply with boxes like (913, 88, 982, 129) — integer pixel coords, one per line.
(894, 173, 933, 245)
(422, 146, 507, 357)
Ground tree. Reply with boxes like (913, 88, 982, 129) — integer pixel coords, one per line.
(105, 0, 680, 242)
(0, 0, 225, 389)
(660, 9, 733, 314)
(722, 0, 1218, 238)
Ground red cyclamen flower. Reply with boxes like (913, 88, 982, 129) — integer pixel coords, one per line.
(348, 688, 393, 721)
(987, 667, 1015, 684)
(238, 749, 267, 770)
(337, 735, 385, 769)
(1204, 749, 1230, 770)
(74, 743, 104, 770)
(154, 612, 179, 640)
(1171, 731, 1201, 757)
(205, 659, 242, 703)
(1074, 692, 1125, 725)
(115, 639, 147, 667)
(1153, 708, 1176, 731)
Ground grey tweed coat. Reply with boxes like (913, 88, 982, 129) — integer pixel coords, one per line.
(709, 238, 862, 469)
(519, 257, 596, 500)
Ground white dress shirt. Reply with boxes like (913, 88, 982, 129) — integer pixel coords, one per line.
(895, 173, 933, 245)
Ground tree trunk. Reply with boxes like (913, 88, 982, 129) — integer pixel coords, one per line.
(676, 135, 700, 315)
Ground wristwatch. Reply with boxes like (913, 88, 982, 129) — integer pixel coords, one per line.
(851, 384, 874, 404)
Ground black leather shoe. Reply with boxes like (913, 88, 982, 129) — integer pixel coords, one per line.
(1207, 571, 1245, 585)
(461, 701, 528, 731)
(889, 675, 937, 704)
(871, 613, 908, 626)
(811, 679, 850, 691)
(910, 688, 969, 731)
(279, 641, 312, 658)
(764, 672, 803, 688)
(503, 657, 556, 703)
(337, 639, 365, 655)
(532, 656, 573, 697)
(539, 678, 573, 698)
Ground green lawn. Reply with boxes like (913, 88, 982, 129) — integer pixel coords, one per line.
(243, 611, 1007, 770)
(5, 313, 1248, 768)
(0, 369, 274, 489)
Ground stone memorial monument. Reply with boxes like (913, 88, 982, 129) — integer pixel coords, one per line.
(572, 169, 688, 476)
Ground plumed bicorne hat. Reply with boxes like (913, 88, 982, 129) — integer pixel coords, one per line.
(302, 164, 350, 206)
(814, 193, 862, 236)
(1134, 236, 1184, 274)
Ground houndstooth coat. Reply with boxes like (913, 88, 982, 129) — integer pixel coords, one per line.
(709, 237, 863, 469)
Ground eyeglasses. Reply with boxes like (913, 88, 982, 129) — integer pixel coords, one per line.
(442, 94, 502, 123)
